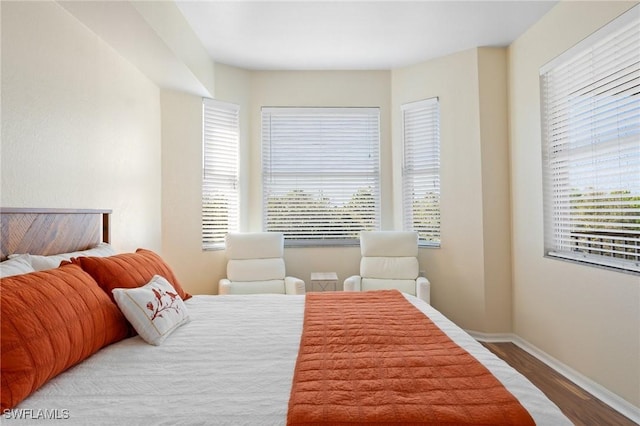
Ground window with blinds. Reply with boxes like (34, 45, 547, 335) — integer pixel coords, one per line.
(202, 99, 240, 249)
(402, 98, 441, 246)
(540, 5, 639, 273)
(262, 107, 381, 245)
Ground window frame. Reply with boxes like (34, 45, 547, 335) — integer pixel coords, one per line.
(401, 97, 441, 248)
(202, 98, 240, 250)
(540, 5, 640, 274)
(261, 107, 381, 247)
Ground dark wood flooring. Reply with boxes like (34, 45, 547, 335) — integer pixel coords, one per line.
(482, 341, 638, 426)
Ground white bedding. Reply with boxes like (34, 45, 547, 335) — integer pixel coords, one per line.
(8, 294, 571, 425)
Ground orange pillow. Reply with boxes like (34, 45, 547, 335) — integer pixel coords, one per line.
(72, 249, 191, 302)
(1, 264, 129, 410)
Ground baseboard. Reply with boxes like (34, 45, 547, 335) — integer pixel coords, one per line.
(466, 330, 640, 424)
(466, 331, 516, 343)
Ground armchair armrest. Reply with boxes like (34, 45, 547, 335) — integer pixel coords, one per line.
(416, 276, 431, 305)
(343, 275, 362, 292)
(285, 276, 306, 295)
(218, 278, 232, 295)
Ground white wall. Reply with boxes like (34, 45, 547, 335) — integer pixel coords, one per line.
(1, 1, 161, 253)
(509, 1, 639, 408)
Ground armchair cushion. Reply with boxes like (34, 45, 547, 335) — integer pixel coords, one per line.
(227, 258, 285, 282)
(360, 257, 418, 280)
(220, 232, 305, 295)
(360, 231, 418, 257)
(343, 275, 361, 292)
(220, 280, 285, 295)
(284, 276, 306, 295)
(417, 277, 431, 305)
(361, 278, 417, 296)
(225, 232, 283, 259)
(344, 231, 430, 304)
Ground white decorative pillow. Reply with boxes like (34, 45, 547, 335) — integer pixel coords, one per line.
(0, 255, 36, 278)
(9, 242, 116, 271)
(112, 275, 190, 346)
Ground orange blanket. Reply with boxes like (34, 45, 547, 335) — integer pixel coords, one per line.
(287, 290, 535, 425)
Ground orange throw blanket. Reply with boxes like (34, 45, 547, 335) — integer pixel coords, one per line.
(287, 290, 535, 425)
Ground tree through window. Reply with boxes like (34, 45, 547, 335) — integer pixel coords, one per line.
(262, 107, 381, 245)
(540, 6, 639, 273)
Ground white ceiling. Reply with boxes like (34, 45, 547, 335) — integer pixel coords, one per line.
(176, 1, 558, 70)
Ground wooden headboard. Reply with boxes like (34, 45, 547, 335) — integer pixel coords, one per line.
(0, 208, 111, 261)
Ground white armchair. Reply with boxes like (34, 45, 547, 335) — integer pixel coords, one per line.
(218, 232, 305, 295)
(344, 231, 430, 304)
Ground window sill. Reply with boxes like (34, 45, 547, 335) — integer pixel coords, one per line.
(203, 245, 225, 252)
(545, 252, 640, 276)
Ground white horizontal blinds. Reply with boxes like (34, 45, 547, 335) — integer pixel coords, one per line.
(202, 99, 240, 249)
(541, 5, 640, 273)
(402, 98, 441, 246)
(262, 107, 381, 245)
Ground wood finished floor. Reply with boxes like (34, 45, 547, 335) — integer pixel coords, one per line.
(481, 342, 637, 426)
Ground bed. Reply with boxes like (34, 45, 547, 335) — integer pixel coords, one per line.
(0, 208, 572, 425)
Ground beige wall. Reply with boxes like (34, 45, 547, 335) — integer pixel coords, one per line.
(247, 71, 393, 229)
(509, 1, 639, 407)
(391, 48, 512, 332)
(211, 64, 252, 231)
(248, 71, 391, 288)
(160, 90, 224, 295)
(1, 1, 162, 253)
(164, 58, 513, 331)
(7, 0, 636, 410)
(161, 69, 391, 293)
(391, 50, 484, 329)
(160, 64, 252, 295)
(477, 48, 512, 333)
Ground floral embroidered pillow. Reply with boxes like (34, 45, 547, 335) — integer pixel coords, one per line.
(112, 275, 190, 345)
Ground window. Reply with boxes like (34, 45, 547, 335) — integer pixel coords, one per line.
(540, 5, 639, 273)
(202, 99, 240, 249)
(262, 107, 380, 245)
(402, 98, 441, 246)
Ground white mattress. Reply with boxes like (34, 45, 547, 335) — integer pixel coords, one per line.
(9, 294, 571, 425)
